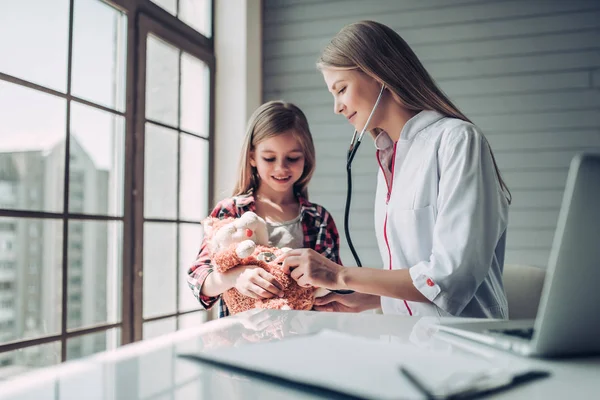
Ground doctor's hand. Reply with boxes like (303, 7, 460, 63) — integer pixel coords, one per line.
(280, 249, 344, 290)
(313, 292, 377, 313)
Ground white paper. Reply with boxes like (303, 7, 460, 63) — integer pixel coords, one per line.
(191, 329, 523, 400)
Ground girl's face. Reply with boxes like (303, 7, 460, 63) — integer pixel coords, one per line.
(250, 131, 305, 196)
(322, 68, 384, 133)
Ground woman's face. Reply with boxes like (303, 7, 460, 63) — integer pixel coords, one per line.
(322, 68, 384, 132)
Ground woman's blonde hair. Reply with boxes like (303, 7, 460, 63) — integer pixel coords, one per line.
(317, 20, 511, 203)
(233, 100, 316, 199)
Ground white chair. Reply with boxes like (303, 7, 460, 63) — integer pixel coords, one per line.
(503, 264, 547, 320)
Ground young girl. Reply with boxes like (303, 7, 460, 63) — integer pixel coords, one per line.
(281, 21, 511, 319)
(187, 100, 342, 318)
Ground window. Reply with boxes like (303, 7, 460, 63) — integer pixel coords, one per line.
(69, 276, 82, 286)
(0, 183, 17, 208)
(71, 223, 84, 235)
(0, 321, 15, 330)
(0, 261, 15, 270)
(1, 299, 14, 309)
(0, 223, 16, 231)
(70, 171, 84, 185)
(68, 310, 81, 320)
(1, 240, 13, 251)
(69, 293, 82, 303)
(139, 15, 211, 340)
(0, 0, 213, 374)
(150, 0, 212, 38)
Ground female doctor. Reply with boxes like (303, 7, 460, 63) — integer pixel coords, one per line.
(281, 21, 512, 319)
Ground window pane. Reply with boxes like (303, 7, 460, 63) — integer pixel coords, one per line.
(0, 341, 61, 379)
(66, 328, 120, 361)
(72, 0, 127, 111)
(178, 312, 206, 330)
(150, 0, 177, 16)
(143, 223, 176, 318)
(0, 82, 66, 213)
(179, 135, 209, 221)
(178, 223, 203, 312)
(143, 317, 176, 340)
(70, 102, 125, 217)
(0, 0, 69, 92)
(0, 217, 62, 344)
(144, 123, 178, 219)
(180, 0, 212, 38)
(180, 53, 209, 136)
(67, 220, 122, 330)
(146, 35, 179, 127)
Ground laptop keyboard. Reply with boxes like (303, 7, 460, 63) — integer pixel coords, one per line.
(488, 327, 535, 340)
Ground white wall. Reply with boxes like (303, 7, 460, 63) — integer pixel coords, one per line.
(262, 0, 600, 268)
(213, 0, 262, 203)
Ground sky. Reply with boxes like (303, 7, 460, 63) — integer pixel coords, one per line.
(0, 0, 126, 170)
(0, 0, 210, 171)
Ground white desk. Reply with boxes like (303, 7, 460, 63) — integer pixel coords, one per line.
(0, 310, 598, 399)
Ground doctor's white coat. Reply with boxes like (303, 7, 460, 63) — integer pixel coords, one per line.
(374, 110, 509, 318)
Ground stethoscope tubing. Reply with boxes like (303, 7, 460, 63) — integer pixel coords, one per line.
(331, 84, 386, 295)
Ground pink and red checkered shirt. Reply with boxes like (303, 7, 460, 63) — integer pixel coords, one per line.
(187, 192, 342, 318)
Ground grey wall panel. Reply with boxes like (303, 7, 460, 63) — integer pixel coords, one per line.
(264, 0, 600, 268)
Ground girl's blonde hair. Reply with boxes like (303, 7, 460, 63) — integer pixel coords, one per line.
(317, 20, 511, 203)
(233, 100, 316, 199)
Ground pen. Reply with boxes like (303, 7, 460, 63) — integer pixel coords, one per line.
(399, 366, 436, 400)
(399, 365, 550, 400)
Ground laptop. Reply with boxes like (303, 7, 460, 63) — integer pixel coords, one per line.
(436, 153, 600, 358)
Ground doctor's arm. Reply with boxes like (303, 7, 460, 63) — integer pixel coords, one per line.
(406, 128, 507, 315)
(284, 126, 506, 314)
(282, 249, 429, 308)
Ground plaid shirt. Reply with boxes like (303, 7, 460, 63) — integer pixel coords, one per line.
(187, 192, 342, 318)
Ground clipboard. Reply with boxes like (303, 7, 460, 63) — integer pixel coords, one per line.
(179, 330, 548, 400)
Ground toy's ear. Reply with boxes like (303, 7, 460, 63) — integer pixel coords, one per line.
(236, 211, 258, 229)
(253, 212, 267, 227)
(202, 217, 215, 238)
(240, 211, 266, 227)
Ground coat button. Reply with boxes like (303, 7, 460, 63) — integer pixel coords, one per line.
(426, 278, 435, 287)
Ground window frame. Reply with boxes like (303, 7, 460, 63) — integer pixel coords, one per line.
(0, 0, 215, 364)
(133, 12, 215, 342)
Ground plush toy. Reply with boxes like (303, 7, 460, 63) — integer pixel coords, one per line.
(203, 211, 325, 315)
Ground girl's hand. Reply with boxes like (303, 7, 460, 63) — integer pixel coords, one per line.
(228, 265, 284, 299)
(239, 309, 276, 331)
(313, 292, 379, 313)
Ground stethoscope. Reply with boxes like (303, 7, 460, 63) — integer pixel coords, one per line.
(332, 84, 386, 295)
